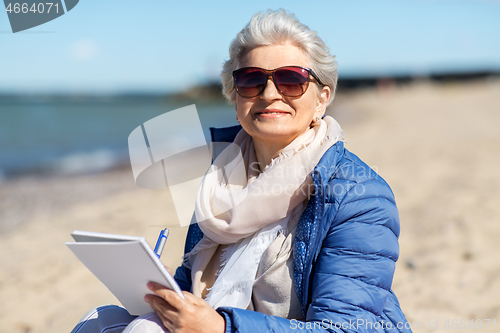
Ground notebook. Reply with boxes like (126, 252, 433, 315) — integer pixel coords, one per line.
(66, 230, 184, 315)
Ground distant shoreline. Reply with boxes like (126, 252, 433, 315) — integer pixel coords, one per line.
(1, 68, 498, 99)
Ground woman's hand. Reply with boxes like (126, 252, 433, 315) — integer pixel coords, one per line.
(144, 282, 225, 333)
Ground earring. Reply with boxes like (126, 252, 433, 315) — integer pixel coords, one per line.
(316, 117, 320, 122)
(236, 116, 240, 124)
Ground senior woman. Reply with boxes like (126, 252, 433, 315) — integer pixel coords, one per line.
(71, 9, 411, 333)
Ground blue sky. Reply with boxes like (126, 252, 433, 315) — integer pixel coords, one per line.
(1, 0, 499, 94)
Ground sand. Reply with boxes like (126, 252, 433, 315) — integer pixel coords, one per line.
(1, 79, 499, 333)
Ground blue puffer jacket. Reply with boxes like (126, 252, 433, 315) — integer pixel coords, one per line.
(174, 125, 412, 333)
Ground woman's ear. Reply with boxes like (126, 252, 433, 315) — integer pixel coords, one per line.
(317, 85, 331, 118)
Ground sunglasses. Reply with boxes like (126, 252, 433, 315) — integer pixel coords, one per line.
(233, 66, 324, 98)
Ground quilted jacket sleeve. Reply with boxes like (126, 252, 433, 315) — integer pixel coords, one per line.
(305, 178, 402, 332)
(216, 176, 408, 333)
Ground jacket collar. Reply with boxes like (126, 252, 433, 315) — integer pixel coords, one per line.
(313, 140, 345, 184)
(209, 125, 242, 143)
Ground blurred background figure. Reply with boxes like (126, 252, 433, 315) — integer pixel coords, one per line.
(1, 1, 499, 332)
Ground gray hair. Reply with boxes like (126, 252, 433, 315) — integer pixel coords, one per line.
(221, 9, 338, 105)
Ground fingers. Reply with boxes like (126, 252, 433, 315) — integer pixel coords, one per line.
(147, 282, 185, 309)
(144, 294, 175, 312)
(164, 266, 172, 275)
(144, 294, 177, 318)
(144, 295, 175, 331)
(145, 283, 224, 333)
(145, 283, 195, 332)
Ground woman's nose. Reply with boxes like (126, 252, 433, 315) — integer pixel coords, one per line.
(260, 76, 282, 100)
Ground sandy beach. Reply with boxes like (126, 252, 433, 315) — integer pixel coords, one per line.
(1, 79, 499, 333)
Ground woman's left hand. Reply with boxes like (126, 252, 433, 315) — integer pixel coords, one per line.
(144, 282, 225, 333)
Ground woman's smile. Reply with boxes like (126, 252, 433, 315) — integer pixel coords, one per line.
(254, 108, 290, 118)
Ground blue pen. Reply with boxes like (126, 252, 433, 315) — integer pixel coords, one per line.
(154, 228, 169, 258)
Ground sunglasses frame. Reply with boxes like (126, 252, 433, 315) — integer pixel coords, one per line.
(232, 66, 325, 98)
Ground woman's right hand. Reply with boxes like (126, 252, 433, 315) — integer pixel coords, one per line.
(144, 282, 226, 333)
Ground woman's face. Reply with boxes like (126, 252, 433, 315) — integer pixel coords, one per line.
(235, 42, 330, 149)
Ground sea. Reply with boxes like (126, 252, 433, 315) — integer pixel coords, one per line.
(0, 95, 237, 181)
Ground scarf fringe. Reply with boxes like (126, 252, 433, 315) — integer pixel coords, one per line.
(205, 280, 254, 304)
(216, 245, 231, 279)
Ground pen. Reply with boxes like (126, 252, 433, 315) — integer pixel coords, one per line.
(154, 228, 169, 258)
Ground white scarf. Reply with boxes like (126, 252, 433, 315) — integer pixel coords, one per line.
(188, 116, 344, 310)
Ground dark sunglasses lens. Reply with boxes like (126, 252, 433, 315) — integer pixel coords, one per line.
(234, 69, 268, 97)
(274, 67, 309, 97)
